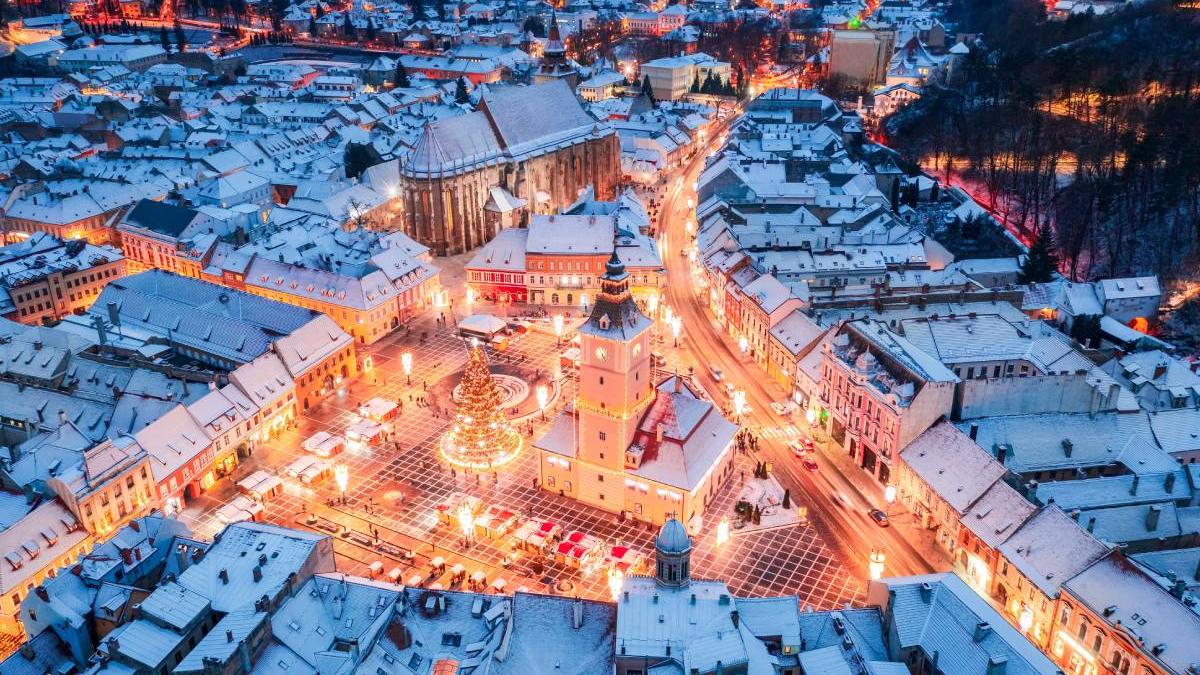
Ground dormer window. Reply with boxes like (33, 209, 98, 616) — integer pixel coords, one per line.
(598, 314, 611, 330)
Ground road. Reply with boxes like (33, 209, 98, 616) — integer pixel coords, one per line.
(656, 113, 944, 581)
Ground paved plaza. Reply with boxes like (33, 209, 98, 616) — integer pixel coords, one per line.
(180, 310, 862, 609)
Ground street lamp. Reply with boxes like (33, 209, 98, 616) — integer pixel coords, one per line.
(647, 293, 659, 317)
(732, 389, 747, 420)
(884, 484, 897, 514)
(456, 500, 474, 547)
(738, 336, 749, 354)
(716, 516, 730, 546)
(607, 567, 624, 601)
(536, 384, 549, 420)
(401, 351, 413, 385)
(670, 315, 682, 347)
(580, 293, 589, 313)
(334, 463, 349, 504)
(868, 549, 885, 580)
(553, 314, 564, 346)
(466, 287, 475, 310)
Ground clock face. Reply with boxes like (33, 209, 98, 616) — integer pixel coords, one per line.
(594, 346, 609, 362)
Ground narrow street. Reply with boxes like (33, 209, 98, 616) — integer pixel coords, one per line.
(657, 114, 946, 581)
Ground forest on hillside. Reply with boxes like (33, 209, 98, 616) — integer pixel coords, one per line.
(883, 0, 1200, 288)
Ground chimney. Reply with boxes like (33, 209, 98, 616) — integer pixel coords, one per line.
(969, 423, 978, 441)
(35, 586, 48, 602)
(987, 655, 1008, 675)
(1087, 516, 1096, 532)
(1147, 505, 1162, 532)
(1131, 475, 1140, 496)
(226, 630, 234, 643)
(730, 610, 739, 629)
(58, 410, 67, 425)
(1154, 362, 1167, 380)
(572, 597, 583, 629)
(1166, 473, 1177, 493)
(253, 566, 263, 583)
(219, 568, 229, 584)
(656, 424, 664, 443)
(1172, 579, 1187, 599)
(919, 582, 933, 603)
(120, 548, 133, 565)
(995, 444, 1008, 464)
(1062, 438, 1073, 457)
(973, 622, 991, 643)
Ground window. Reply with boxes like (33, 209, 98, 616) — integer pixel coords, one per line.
(599, 431, 607, 441)
(598, 475, 604, 482)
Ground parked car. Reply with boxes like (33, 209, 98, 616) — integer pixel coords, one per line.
(831, 492, 849, 508)
(800, 457, 819, 472)
(868, 509, 890, 527)
(709, 366, 724, 382)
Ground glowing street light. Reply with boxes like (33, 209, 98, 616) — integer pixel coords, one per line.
(553, 314, 565, 346)
(738, 335, 749, 353)
(334, 463, 349, 504)
(732, 389, 747, 419)
(647, 293, 659, 317)
(607, 567, 624, 601)
(466, 287, 475, 310)
(663, 305, 674, 326)
(716, 517, 730, 546)
(580, 293, 589, 312)
(868, 549, 885, 580)
(685, 219, 695, 235)
(536, 384, 549, 420)
(456, 500, 475, 546)
(670, 315, 682, 347)
(401, 351, 413, 385)
(884, 484, 897, 505)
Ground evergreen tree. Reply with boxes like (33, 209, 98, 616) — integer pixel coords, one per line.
(394, 61, 409, 87)
(454, 76, 470, 103)
(522, 15, 544, 37)
(160, 25, 170, 51)
(701, 72, 717, 94)
(782, 489, 791, 509)
(344, 142, 379, 179)
(442, 346, 522, 468)
(342, 11, 354, 37)
(308, 14, 317, 35)
(365, 17, 375, 41)
(690, 72, 700, 93)
(640, 74, 655, 102)
(1018, 224, 1060, 284)
(1069, 314, 1103, 348)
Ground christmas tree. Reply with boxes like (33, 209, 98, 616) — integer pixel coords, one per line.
(1018, 224, 1060, 284)
(441, 346, 522, 469)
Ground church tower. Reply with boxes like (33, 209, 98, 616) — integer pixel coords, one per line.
(654, 518, 692, 588)
(575, 251, 654, 473)
(533, 13, 579, 88)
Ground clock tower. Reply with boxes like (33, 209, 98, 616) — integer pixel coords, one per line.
(575, 251, 654, 473)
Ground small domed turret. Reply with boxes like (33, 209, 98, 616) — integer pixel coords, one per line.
(654, 518, 692, 588)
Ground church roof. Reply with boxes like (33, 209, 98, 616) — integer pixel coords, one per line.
(401, 80, 606, 179)
(656, 518, 691, 554)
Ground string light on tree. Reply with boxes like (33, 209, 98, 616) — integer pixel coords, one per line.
(440, 345, 522, 469)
